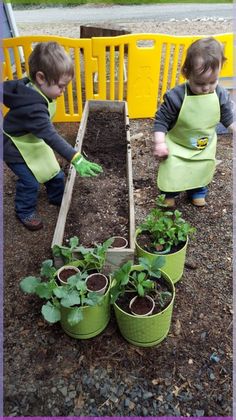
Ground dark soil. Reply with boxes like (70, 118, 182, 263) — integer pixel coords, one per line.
(58, 267, 80, 283)
(64, 110, 129, 245)
(137, 231, 186, 254)
(110, 236, 128, 248)
(129, 295, 154, 316)
(86, 273, 108, 293)
(3, 117, 232, 417)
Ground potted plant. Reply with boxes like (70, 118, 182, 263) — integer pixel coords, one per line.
(110, 256, 175, 347)
(19, 259, 111, 339)
(52, 236, 114, 273)
(135, 194, 196, 283)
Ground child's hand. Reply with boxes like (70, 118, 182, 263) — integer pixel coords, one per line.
(153, 142, 169, 158)
(72, 153, 103, 177)
(153, 132, 169, 159)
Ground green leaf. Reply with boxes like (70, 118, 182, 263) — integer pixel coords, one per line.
(74, 279, 87, 292)
(67, 273, 83, 287)
(20, 276, 41, 294)
(35, 282, 55, 299)
(41, 302, 61, 323)
(137, 284, 144, 297)
(67, 307, 83, 326)
(52, 244, 63, 258)
(85, 292, 103, 306)
(137, 272, 146, 283)
(60, 290, 81, 308)
(40, 259, 57, 279)
(69, 236, 79, 249)
(53, 286, 69, 299)
(113, 260, 132, 284)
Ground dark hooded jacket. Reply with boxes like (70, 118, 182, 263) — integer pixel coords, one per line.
(3, 77, 76, 163)
(154, 83, 234, 133)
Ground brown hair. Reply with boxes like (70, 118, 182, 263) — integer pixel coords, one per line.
(28, 42, 74, 84)
(181, 37, 226, 79)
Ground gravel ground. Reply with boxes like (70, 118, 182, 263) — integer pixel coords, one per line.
(4, 16, 233, 417)
(17, 16, 232, 37)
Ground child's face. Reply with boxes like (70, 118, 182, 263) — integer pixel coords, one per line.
(188, 60, 220, 95)
(35, 72, 72, 100)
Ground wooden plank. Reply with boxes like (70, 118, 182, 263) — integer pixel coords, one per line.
(51, 101, 89, 248)
(80, 25, 130, 39)
(86, 99, 126, 113)
(125, 101, 135, 250)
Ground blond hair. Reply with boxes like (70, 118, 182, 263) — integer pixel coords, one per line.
(28, 42, 74, 84)
(181, 37, 226, 79)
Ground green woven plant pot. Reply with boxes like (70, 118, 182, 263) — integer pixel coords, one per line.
(60, 280, 111, 339)
(113, 267, 175, 347)
(135, 229, 188, 284)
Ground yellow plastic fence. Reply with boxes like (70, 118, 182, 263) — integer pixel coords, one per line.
(3, 33, 233, 121)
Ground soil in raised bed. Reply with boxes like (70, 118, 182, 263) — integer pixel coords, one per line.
(64, 110, 129, 247)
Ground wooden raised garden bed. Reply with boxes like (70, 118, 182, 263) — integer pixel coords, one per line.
(51, 100, 135, 272)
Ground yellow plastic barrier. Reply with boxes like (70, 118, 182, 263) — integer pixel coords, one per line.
(3, 33, 233, 120)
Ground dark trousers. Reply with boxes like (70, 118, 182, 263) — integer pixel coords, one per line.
(7, 162, 65, 219)
(161, 186, 208, 199)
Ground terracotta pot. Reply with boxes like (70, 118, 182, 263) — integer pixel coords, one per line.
(86, 273, 108, 295)
(129, 295, 155, 317)
(57, 265, 80, 285)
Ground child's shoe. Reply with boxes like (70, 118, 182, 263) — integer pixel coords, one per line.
(164, 197, 175, 207)
(18, 212, 43, 231)
(191, 197, 206, 207)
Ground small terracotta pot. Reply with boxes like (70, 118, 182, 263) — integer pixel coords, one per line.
(57, 265, 80, 285)
(129, 295, 155, 317)
(110, 236, 128, 249)
(86, 273, 108, 295)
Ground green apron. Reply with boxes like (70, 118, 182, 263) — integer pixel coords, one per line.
(4, 83, 60, 184)
(157, 84, 220, 192)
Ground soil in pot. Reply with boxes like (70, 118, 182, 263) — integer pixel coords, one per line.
(110, 236, 128, 248)
(137, 231, 186, 254)
(57, 267, 79, 283)
(116, 276, 172, 315)
(86, 273, 108, 293)
(64, 110, 129, 246)
(129, 295, 154, 316)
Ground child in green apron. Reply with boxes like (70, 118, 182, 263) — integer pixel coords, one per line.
(3, 42, 102, 230)
(153, 37, 235, 207)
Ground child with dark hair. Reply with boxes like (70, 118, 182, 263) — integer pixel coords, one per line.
(3, 42, 102, 230)
(153, 37, 235, 207)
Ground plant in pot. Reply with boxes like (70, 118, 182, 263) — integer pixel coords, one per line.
(135, 194, 196, 283)
(52, 236, 114, 293)
(110, 256, 175, 347)
(52, 236, 113, 272)
(19, 259, 111, 339)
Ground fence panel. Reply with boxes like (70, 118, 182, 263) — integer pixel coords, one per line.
(3, 33, 233, 121)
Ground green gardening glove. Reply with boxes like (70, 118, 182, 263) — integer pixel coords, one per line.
(71, 152, 103, 177)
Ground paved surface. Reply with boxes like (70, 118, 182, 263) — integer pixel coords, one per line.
(14, 3, 233, 24)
